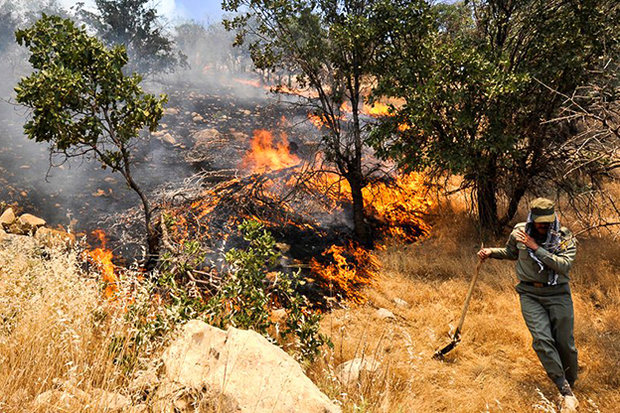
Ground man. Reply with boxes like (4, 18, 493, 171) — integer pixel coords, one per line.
(478, 198, 579, 412)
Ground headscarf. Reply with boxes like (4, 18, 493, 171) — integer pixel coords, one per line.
(525, 212, 562, 285)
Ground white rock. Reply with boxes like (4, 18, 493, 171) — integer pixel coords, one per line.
(393, 298, 409, 308)
(376, 308, 396, 320)
(335, 357, 381, 386)
(160, 320, 340, 413)
(164, 107, 180, 116)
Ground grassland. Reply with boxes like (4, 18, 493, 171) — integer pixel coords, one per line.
(0, 204, 618, 412)
(312, 208, 620, 412)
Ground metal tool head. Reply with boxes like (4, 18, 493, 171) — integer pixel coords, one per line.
(432, 329, 461, 360)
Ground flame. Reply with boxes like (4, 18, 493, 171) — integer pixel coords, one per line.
(241, 130, 300, 173)
(307, 113, 327, 129)
(85, 229, 119, 299)
(276, 85, 320, 99)
(363, 102, 391, 117)
(232, 78, 266, 89)
(310, 243, 379, 304)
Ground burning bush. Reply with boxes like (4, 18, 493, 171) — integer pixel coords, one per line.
(310, 243, 380, 305)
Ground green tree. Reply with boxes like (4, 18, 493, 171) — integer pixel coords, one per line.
(223, 0, 433, 245)
(371, 0, 620, 232)
(15, 14, 167, 265)
(78, 0, 185, 75)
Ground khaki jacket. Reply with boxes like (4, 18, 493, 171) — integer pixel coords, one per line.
(489, 222, 576, 284)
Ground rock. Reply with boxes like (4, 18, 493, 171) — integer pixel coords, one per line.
(393, 298, 409, 308)
(0, 207, 15, 228)
(18, 213, 46, 234)
(162, 133, 177, 145)
(192, 128, 222, 145)
(192, 112, 204, 123)
(376, 308, 396, 320)
(335, 357, 381, 386)
(159, 320, 340, 413)
(33, 386, 130, 412)
(34, 227, 76, 249)
(164, 107, 180, 116)
(270, 308, 288, 325)
(33, 389, 85, 412)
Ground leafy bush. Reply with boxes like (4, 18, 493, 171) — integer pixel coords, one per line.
(125, 219, 329, 362)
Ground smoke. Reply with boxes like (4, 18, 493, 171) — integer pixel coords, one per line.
(0, 0, 301, 239)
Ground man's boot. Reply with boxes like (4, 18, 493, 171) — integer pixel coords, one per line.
(559, 380, 579, 412)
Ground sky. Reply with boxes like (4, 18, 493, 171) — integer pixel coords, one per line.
(57, 0, 226, 24)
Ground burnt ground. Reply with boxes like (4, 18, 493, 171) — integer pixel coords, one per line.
(0, 81, 317, 248)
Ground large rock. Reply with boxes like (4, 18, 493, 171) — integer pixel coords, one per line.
(160, 320, 340, 413)
(15, 213, 46, 234)
(186, 128, 244, 169)
(0, 207, 15, 228)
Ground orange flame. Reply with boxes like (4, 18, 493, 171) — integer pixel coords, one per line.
(85, 229, 119, 299)
(241, 130, 300, 173)
(310, 243, 379, 304)
(307, 113, 327, 129)
(363, 102, 391, 117)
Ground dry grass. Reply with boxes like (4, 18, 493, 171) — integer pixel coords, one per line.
(0, 236, 137, 412)
(1, 198, 617, 412)
(310, 208, 620, 412)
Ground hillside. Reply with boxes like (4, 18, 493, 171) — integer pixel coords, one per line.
(310, 211, 620, 412)
(1, 208, 618, 412)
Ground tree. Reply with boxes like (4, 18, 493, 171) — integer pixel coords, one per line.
(15, 14, 167, 265)
(222, 0, 433, 245)
(78, 0, 185, 75)
(371, 0, 620, 232)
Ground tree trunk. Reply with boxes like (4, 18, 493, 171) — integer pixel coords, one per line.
(348, 174, 371, 247)
(122, 168, 160, 269)
(499, 180, 529, 227)
(476, 161, 500, 234)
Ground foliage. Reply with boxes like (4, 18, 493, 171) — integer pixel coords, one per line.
(129, 218, 328, 362)
(371, 0, 620, 232)
(222, 0, 434, 245)
(15, 14, 167, 262)
(78, 0, 186, 75)
(207, 220, 329, 361)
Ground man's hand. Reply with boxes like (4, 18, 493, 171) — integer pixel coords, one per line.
(477, 248, 492, 261)
(515, 229, 539, 250)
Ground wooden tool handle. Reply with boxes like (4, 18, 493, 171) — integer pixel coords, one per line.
(456, 259, 483, 333)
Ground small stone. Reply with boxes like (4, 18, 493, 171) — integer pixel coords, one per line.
(164, 107, 180, 116)
(393, 298, 409, 308)
(270, 308, 287, 325)
(376, 308, 396, 320)
(0, 208, 16, 227)
(162, 133, 177, 145)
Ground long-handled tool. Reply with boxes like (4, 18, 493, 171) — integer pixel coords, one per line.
(433, 259, 484, 360)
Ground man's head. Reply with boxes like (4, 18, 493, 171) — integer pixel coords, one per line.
(530, 198, 556, 235)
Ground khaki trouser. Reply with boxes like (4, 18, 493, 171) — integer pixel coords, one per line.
(516, 282, 579, 389)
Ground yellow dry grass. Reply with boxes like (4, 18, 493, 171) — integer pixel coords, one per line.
(0, 236, 134, 412)
(311, 209, 620, 412)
